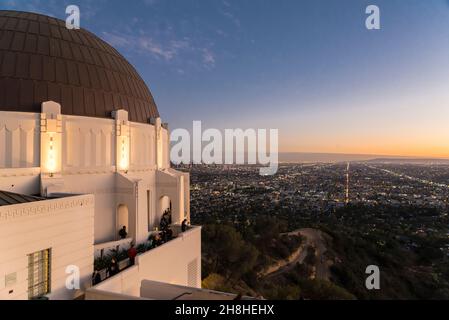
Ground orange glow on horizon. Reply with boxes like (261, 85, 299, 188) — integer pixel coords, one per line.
(280, 141, 449, 159)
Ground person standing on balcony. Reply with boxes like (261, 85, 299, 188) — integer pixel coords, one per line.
(163, 227, 173, 242)
(160, 209, 172, 230)
(119, 226, 128, 239)
(128, 243, 137, 265)
(92, 269, 102, 286)
(108, 258, 119, 277)
(154, 233, 163, 247)
(181, 219, 188, 232)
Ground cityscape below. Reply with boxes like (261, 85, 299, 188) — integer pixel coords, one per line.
(175, 162, 449, 299)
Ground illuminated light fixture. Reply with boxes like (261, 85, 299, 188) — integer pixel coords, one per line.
(47, 134, 56, 174)
(119, 136, 129, 171)
(113, 110, 130, 173)
(40, 101, 62, 177)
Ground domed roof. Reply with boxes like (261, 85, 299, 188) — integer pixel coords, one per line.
(0, 10, 159, 123)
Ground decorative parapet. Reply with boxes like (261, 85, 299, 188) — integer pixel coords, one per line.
(0, 194, 94, 223)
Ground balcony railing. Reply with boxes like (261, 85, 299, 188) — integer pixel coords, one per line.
(92, 224, 197, 285)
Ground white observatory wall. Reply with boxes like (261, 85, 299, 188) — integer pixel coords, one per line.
(0, 194, 94, 300)
(0, 112, 40, 169)
(60, 115, 159, 244)
(0, 111, 41, 195)
(61, 115, 118, 243)
(56, 173, 118, 243)
(62, 115, 116, 172)
(161, 128, 170, 169)
(136, 226, 201, 288)
(130, 122, 156, 170)
(0, 110, 175, 248)
(133, 171, 157, 244)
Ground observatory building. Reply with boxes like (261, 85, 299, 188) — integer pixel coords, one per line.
(0, 10, 203, 300)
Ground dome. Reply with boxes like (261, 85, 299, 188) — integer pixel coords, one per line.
(0, 10, 159, 123)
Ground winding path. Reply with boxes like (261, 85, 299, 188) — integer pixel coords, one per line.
(263, 228, 331, 280)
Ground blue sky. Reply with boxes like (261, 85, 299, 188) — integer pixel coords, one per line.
(2, 0, 449, 156)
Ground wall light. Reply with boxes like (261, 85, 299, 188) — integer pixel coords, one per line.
(40, 101, 62, 176)
(47, 134, 56, 173)
(118, 135, 129, 171)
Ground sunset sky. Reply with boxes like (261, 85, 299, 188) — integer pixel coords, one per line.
(3, 0, 449, 158)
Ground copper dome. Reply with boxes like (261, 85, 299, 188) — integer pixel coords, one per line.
(0, 10, 159, 123)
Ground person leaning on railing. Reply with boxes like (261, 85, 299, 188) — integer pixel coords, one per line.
(107, 258, 119, 277)
(153, 233, 163, 247)
(159, 209, 172, 231)
(92, 269, 102, 286)
(163, 227, 173, 242)
(181, 219, 189, 232)
(127, 243, 137, 265)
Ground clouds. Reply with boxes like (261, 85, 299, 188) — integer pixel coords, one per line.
(137, 37, 184, 61)
(220, 0, 241, 28)
(202, 48, 216, 68)
(4, 0, 219, 72)
(102, 30, 216, 70)
(101, 32, 131, 48)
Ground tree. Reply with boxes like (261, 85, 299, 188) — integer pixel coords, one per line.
(202, 224, 259, 280)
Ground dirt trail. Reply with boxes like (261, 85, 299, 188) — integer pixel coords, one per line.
(263, 228, 331, 280)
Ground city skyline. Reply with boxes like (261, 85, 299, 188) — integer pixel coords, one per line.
(2, 0, 449, 158)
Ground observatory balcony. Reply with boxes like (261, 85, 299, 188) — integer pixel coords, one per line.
(88, 225, 202, 295)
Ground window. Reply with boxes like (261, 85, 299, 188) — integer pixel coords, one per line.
(28, 248, 51, 299)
